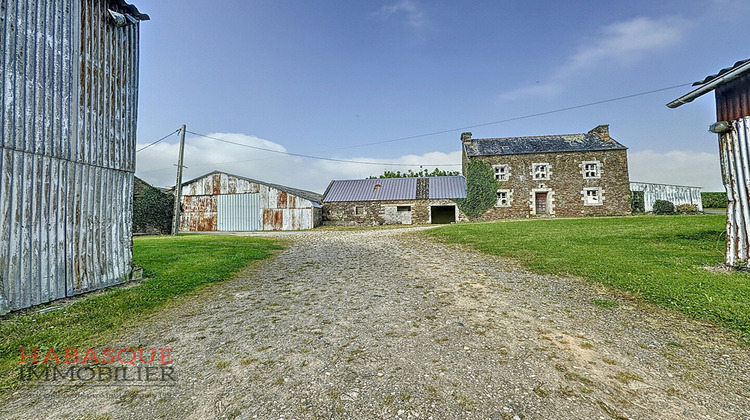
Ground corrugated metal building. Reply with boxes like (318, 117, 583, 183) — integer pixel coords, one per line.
(668, 58, 750, 267)
(180, 171, 323, 231)
(629, 182, 703, 212)
(322, 176, 467, 225)
(0, 0, 148, 314)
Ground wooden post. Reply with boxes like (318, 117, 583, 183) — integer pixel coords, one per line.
(172, 125, 186, 235)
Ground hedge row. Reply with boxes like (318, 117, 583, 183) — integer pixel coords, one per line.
(701, 192, 727, 209)
(133, 187, 174, 235)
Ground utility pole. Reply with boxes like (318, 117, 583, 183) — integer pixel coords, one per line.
(172, 125, 186, 235)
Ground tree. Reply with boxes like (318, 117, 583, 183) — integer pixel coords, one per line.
(367, 168, 461, 179)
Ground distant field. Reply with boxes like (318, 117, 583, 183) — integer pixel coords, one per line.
(427, 215, 750, 344)
(0, 234, 284, 392)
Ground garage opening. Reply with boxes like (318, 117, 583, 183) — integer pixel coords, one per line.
(430, 205, 456, 224)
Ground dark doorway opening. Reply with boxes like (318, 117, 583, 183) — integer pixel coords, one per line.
(431, 205, 456, 224)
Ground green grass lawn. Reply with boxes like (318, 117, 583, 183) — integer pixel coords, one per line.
(0, 234, 283, 392)
(427, 215, 750, 344)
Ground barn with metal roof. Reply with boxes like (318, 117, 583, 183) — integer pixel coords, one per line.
(179, 171, 323, 231)
(322, 176, 467, 225)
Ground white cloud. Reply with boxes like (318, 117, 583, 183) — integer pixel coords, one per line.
(498, 82, 564, 102)
(137, 135, 722, 199)
(562, 17, 685, 78)
(500, 16, 687, 101)
(375, 0, 427, 29)
(628, 149, 723, 191)
(135, 133, 462, 193)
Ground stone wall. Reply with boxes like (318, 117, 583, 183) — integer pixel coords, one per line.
(323, 199, 467, 225)
(470, 149, 630, 219)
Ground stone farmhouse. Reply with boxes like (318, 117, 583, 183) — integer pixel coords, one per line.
(462, 125, 631, 218)
(322, 176, 467, 225)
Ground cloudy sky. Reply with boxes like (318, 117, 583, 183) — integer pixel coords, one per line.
(133, 0, 748, 193)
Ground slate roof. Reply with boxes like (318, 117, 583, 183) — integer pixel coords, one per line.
(464, 132, 626, 157)
(323, 176, 466, 202)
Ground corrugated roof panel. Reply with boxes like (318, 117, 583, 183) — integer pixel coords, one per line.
(429, 176, 466, 199)
(323, 177, 468, 202)
(323, 178, 417, 202)
(693, 58, 750, 86)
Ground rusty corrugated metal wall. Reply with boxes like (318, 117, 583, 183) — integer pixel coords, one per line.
(180, 172, 320, 231)
(715, 72, 750, 122)
(718, 117, 750, 266)
(0, 0, 143, 314)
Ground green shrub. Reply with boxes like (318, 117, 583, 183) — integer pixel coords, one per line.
(702, 192, 727, 209)
(676, 204, 698, 214)
(652, 200, 675, 215)
(630, 190, 645, 213)
(133, 187, 174, 234)
(454, 159, 497, 219)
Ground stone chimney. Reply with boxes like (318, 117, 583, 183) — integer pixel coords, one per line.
(461, 132, 473, 145)
(588, 125, 610, 141)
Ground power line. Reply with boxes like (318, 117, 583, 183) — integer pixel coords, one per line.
(136, 128, 181, 153)
(326, 83, 695, 151)
(137, 82, 694, 171)
(185, 130, 462, 166)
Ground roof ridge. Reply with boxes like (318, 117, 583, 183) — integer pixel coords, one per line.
(329, 175, 464, 182)
(474, 132, 584, 141)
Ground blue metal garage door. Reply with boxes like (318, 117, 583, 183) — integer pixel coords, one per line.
(217, 193, 261, 231)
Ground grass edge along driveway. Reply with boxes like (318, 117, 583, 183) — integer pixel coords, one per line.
(0, 234, 284, 393)
(427, 214, 750, 345)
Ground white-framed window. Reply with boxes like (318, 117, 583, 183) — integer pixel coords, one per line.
(493, 164, 511, 181)
(582, 161, 601, 179)
(532, 163, 550, 180)
(583, 187, 603, 206)
(496, 189, 512, 207)
(354, 206, 365, 215)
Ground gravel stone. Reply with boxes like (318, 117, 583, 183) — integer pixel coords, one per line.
(1, 227, 748, 419)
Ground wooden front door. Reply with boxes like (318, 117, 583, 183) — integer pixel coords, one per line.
(535, 192, 547, 214)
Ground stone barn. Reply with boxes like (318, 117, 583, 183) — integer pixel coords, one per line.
(461, 125, 631, 218)
(179, 171, 322, 231)
(322, 176, 467, 225)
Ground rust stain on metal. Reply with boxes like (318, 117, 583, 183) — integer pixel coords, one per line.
(716, 72, 750, 122)
(277, 191, 288, 209)
(263, 209, 283, 230)
(718, 117, 750, 266)
(212, 174, 221, 195)
(182, 196, 217, 212)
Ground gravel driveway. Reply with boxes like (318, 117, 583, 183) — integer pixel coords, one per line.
(2, 227, 748, 419)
